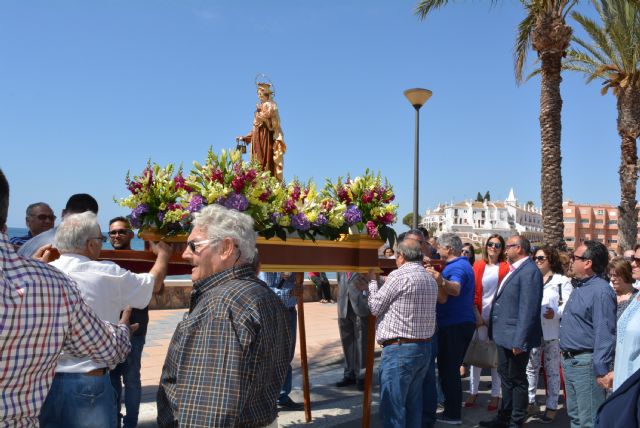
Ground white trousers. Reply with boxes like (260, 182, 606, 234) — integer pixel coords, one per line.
(526, 338, 561, 410)
(468, 325, 501, 397)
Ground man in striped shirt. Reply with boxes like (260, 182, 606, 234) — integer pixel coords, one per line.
(368, 236, 438, 428)
(0, 169, 133, 428)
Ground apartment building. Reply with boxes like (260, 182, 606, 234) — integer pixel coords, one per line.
(563, 201, 640, 250)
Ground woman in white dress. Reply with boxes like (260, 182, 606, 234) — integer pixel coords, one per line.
(465, 234, 509, 411)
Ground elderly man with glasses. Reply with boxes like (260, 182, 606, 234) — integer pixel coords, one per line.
(10, 202, 56, 249)
(157, 204, 291, 428)
(39, 211, 170, 427)
(559, 240, 616, 428)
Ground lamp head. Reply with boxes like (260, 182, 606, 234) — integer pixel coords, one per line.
(404, 88, 432, 110)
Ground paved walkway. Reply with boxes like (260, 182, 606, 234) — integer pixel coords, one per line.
(135, 303, 570, 427)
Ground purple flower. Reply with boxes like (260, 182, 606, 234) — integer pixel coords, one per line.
(312, 213, 328, 227)
(224, 192, 249, 211)
(291, 213, 311, 231)
(130, 203, 150, 228)
(188, 194, 205, 213)
(344, 205, 362, 226)
(157, 211, 165, 223)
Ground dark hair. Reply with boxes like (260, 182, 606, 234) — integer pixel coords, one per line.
(483, 233, 506, 263)
(65, 193, 98, 215)
(634, 244, 640, 252)
(537, 244, 564, 275)
(109, 216, 131, 227)
(462, 243, 475, 265)
(583, 240, 609, 275)
(417, 226, 430, 240)
(608, 257, 633, 284)
(513, 235, 532, 255)
(0, 169, 9, 227)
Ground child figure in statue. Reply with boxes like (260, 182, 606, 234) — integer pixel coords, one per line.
(236, 82, 286, 181)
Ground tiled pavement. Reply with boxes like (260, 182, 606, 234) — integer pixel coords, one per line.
(135, 303, 570, 427)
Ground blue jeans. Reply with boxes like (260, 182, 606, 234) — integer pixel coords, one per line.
(422, 333, 437, 428)
(379, 341, 430, 428)
(562, 352, 606, 428)
(110, 335, 145, 428)
(278, 307, 297, 403)
(39, 371, 116, 428)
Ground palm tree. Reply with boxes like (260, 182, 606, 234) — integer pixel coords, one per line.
(564, 0, 640, 251)
(416, 1, 578, 249)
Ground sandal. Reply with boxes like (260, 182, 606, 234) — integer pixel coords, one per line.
(487, 396, 500, 411)
(463, 394, 477, 408)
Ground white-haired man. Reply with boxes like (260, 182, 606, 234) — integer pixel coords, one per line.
(39, 211, 171, 427)
(157, 204, 291, 428)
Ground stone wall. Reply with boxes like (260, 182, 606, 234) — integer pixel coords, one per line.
(149, 279, 339, 310)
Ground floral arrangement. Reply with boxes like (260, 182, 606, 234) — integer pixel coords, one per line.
(117, 148, 397, 246)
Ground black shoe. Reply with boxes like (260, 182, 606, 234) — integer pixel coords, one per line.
(357, 379, 365, 391)
(277, 396, 304, 411)
(478, 417, 509, 428)
(336, 377, 356, 387)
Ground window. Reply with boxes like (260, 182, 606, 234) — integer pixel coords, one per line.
(610, 211, 617, 216)
(595, 219, 603, 224)
(608, 239, 618, 244)
(596, 209, 604, 215)
(566, 237, 575, 242)
(565, 208, 573, 213)
(580, 219, 589, 224)
(607, 220, 618, 225)
(565, 218, 576, 223)
(580, 209, 588, 214)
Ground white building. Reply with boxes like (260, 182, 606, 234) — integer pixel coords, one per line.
(421, 188, 544, 245)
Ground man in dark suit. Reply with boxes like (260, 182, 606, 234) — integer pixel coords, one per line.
(480, 235, 543, 428)
(335, 272, 369, 390)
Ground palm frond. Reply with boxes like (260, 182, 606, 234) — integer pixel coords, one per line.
(514, 6, 537, 85)
(415, 0, 452, 20)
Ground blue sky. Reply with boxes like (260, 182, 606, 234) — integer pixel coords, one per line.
(1, 1, 621, 231)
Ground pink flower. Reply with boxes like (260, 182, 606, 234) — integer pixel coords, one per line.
(210, 168, 224, 184)
(291, 185, 301, 201)
(337, 186, 351, 204)
(245, 169, 257, 183)
(232, 176, 245, 194)
(174, 174, 192, 192)
(259, 190, 272, 202)
(283, 199, 297, 214)
(366, 221, 379, 238)
(378, 212, 395, 225)
(362, 190, 374, 204)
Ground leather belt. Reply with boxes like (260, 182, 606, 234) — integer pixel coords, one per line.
(561, 350, 593, 359)
(381, 337, 432, 347)
(84, 368, 107, 376)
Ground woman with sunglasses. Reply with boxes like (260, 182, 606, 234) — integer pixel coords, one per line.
(525, 245, 572, 423)
(465, 234, 509, 410)
(462, 243, 475, 265)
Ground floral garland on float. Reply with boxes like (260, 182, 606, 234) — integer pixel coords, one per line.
(116, 148, 398, 247)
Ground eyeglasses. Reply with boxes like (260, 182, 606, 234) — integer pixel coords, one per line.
(88, 236, 106, 243)
(109, 229, 131, 236)
(534, 256, 547, 263)
(505, 244, 520, 249)
(461, 250, 471, 255)
(30, 214, 56, 221)
(571, 254, 589, 262)
(631, 257, 640, 265)
(486, 242, 502, 249)
(187, 239, 213, 253)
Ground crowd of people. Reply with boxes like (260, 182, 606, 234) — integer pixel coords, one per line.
(2, 162, 640, 428)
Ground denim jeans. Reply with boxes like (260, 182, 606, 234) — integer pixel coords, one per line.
(110, 335, 145, 428)
(278, 307, 297, 403)
(39, 371, 116, 428)
(562, 352, 606, 428)
(379, 341, 430, 428)
(422, 332, 438, 428)
(437, 322, 475, 420)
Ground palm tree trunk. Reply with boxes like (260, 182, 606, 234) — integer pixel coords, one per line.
(539, 50, 565, 249)
(616, 87, 640, 251)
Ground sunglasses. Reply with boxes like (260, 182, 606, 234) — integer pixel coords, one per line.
(187, 239, 213, 253)
(88, 235, 107, 243)
(31, 214, 56, 221)
(109, 229, 131, 236)
(631, 257, 640, 265)
(462, 249, 471, 255)
(571, 254, 589, 262)
(534, 256, 547, 262)
(505, 244, 520, 249)
(486, 242, 502, 249)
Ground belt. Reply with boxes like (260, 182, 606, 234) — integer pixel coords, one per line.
(84, 368, 107, 376)
(381, 337, 432, 347)
(561, 350, 593, 359)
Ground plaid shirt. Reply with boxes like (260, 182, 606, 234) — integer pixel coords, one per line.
(368, 261, 437, 344)
(157, 264, 291, 428)
(0, 233, 131, 427)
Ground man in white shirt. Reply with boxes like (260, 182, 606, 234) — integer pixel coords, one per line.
(39, 211, 171, 427)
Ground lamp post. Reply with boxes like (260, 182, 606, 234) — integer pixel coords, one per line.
(404, 88, 432, 230)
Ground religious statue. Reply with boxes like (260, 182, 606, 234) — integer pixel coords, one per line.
(236, 80, 286, 181)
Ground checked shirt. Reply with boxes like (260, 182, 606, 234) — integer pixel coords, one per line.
(368, 261, 437, 344)
(157, 264, 291, 428)
(0, 233, 131, 427)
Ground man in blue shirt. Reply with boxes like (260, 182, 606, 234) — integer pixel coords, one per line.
(560, 241, 616, 428)
(9, 202, 55, 248)
(261, 272, 304, 411)
(426, 233, 475, 425)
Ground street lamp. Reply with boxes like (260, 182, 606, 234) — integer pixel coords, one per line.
(404, 88, 432, 230)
